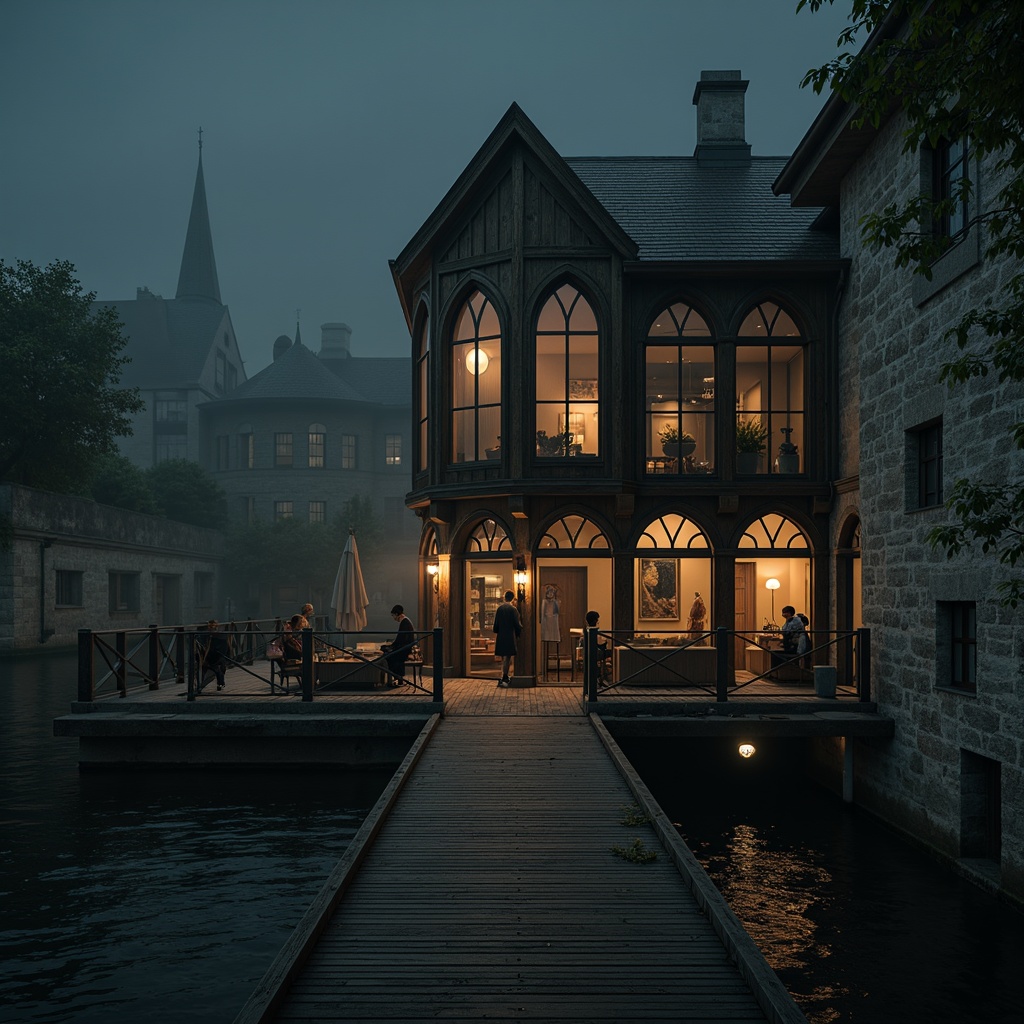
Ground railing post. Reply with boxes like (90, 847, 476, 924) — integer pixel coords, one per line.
(432, 627, 444, 702)
(716, 626, 729, 702)
(585, 626, 598, 702)
(301, 628, 314, 701)
(116, 630, 127, 698)
(858, 627, 871, 702)
(78, 629, 94, 702)
(148, 624, 160, 690)
(175, 626, 186, 686)
(186, 629, 196, 700)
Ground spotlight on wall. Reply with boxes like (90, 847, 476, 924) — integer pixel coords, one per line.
(738, 743, 756, 759)
(514, 554, 528, 604)
(426, 562, 439, 592)
(466, 348, 489, 375)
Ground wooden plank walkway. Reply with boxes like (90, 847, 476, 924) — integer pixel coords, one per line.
(237, 713, 804, 1024)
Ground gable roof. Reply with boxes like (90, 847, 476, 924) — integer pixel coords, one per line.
(567, 156, 839, 262)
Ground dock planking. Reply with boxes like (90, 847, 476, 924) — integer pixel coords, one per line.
(240, 715, 804, 1023)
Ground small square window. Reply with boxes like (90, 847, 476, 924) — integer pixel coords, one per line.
(56, 569, 83, 607)
(274, 501, 293, 521)
(108, 571, 140, 613)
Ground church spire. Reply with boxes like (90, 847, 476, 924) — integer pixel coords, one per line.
(175, 129, 222, 303)
(294, 308, 302, 347)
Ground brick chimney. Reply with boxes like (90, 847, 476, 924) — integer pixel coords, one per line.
(692, 70, 751, 166)
(319, 322, 352, 359)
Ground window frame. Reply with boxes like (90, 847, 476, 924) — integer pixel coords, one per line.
(275, 432, 293, 468)
(56, 569, 84, 608)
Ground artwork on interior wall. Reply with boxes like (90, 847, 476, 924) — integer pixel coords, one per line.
(569, 379, 598, 400)
(638, 558, 678, 620)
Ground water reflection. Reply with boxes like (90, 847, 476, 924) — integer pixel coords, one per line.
(625, 737, 1024, 1024)
(0, 652, 389, 1023)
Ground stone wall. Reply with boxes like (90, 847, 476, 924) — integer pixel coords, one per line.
(836, 112, 1024, 900)
(0, 484, 223, 653)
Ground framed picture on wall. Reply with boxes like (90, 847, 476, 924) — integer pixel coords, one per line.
(638, 558, 678, 620)
(569, 379, 598, 400)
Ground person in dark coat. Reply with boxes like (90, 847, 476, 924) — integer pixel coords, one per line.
(199, 619, 231, 691)
(384, 604, 415, 686)
(492, 590, 522, 688)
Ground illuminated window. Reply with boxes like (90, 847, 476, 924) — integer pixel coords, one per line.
(736, 303, 804, 475)
(274, 501, 293, 520)
(385, 434, 402, 466)
(341, 434, 357, 470)
(309, 500, 325, 524)
(308, 424, 325, 468)
(275, 432, 293, 467)
(535, 284, 599, 459)
(451, 290, 501, 463)
(645, 303, 714, 476)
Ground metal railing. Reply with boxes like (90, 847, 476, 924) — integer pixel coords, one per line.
(77, 624, 444, 703)
(581, 626, 871, 702)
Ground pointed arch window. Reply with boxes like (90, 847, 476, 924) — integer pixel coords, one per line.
(637, 514, 710, 550)
(645, 303, 715, 476)
(736, 302, 804, 475)
(452, 291, 501, 463)
(538, 515, 609, 549)
(466, 518, 512, 552)
(416, 314, 429, 472)
(739, 514, 809, 550)
(535, 284, 599, 458)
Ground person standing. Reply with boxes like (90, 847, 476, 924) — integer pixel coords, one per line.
(385, 604, 415, 686)
(492, 589, 522, 687)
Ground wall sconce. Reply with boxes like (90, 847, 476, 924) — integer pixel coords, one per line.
(426, 562, 439, 592)
(465, 348, 489, 375)
(738, 743, 756, 759)
(765, 577, 780, 623)
(514, 555, 528, 604)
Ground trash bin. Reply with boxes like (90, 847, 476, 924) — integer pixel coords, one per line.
(814, 665, 837, 698)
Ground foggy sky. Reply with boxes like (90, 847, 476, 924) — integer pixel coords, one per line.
(1, 0, 851, 376)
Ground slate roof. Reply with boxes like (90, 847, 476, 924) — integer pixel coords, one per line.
(220, 341, 410, 407)
(565, 156, 839, 263)
(100, 294, 227, 388)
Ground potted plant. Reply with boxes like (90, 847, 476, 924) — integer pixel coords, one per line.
(658, 424, 696, 458)
(736, 416, 768, 474)
(536, 430, 572, 456)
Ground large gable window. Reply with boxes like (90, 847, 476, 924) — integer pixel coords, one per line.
(736, 302, 804, 475)
(645, 303, 714, 475)
(451, 290, 501, 464)
(535, 284, 599, 459)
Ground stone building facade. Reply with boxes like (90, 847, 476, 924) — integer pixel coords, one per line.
(777, 61, 1024, 901)
(0, 484, 222, 653)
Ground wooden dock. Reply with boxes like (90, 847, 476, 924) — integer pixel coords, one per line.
(235, 709, 806, 1023)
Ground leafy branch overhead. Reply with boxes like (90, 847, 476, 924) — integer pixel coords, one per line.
(800, 0, 1024, 605)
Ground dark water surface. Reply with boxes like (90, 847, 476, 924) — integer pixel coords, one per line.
(625, 738, 1024, 1024)
(0, 652, 389, 1023)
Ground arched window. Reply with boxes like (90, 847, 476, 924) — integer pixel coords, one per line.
(535, 284, 599, 458)
(416, 314, 429, 472)
(637, 514, 710, 550)
(736, 302, 804, 475)
(466, 518, 512, 552)
(739, 513, 809, 549)
(538, 515, 609, 549)
(634, 513, 712, 628)
(452, 291, 501, 463)
(308, 423, 326, 468)
(645, 303, 715, 476)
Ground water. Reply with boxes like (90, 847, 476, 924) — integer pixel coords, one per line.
(624, 738, 1024, 1024)
(0, 652, 390, 1023)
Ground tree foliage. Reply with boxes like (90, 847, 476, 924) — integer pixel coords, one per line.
(86, 453, 160, 516)
(800, 0, 1024, 605)
(147, 458, 229, 529)
(0, 259, 143, 492)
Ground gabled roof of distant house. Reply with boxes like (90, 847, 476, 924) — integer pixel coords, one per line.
(568, 156, 839, 262)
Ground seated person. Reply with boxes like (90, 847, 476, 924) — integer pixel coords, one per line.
(383, 605, 415, 686)
(199, 620, 231, 691)
(773, 606, 806, 670)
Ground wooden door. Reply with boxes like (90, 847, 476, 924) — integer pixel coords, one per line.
(734, 562, 755, 667)
(538, 566, 587, 676)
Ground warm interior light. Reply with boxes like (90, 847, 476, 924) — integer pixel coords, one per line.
(426, 563, 439, 577)
(513, 569, 528, 587)
(738, 743, 756, 759)
(765, 578, 781, 591)
(466, 348, 489, 374)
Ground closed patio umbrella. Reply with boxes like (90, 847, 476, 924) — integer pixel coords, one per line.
(331, 530, 369, 635)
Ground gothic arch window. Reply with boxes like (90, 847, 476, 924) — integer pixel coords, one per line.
(466, 518, 512, 552)
(308, 423, 326, 468)
(739, 513, 810, 549)
(538, 514, 609, 550)
(637, 514, 710, 550)
(645, 303, 715, 476)
(535, 284, 599, 459)
(452, 290, 501, 463)
(634, 512, 712, 628)
(736, 301, 805, 476)
(415, 312, 429, 473)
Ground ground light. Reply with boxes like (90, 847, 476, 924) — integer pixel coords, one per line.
(738, 743, 756, 758)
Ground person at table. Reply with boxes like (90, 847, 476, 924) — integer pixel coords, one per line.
(282, 613, 306, 661)
(492, 590, 522, 687)
(774, 606, 806, 667)
(384, 605, 415, 686)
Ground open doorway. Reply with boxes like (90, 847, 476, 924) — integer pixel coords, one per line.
(537, 566, 587, 682)
(467, 561, 511, 678)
